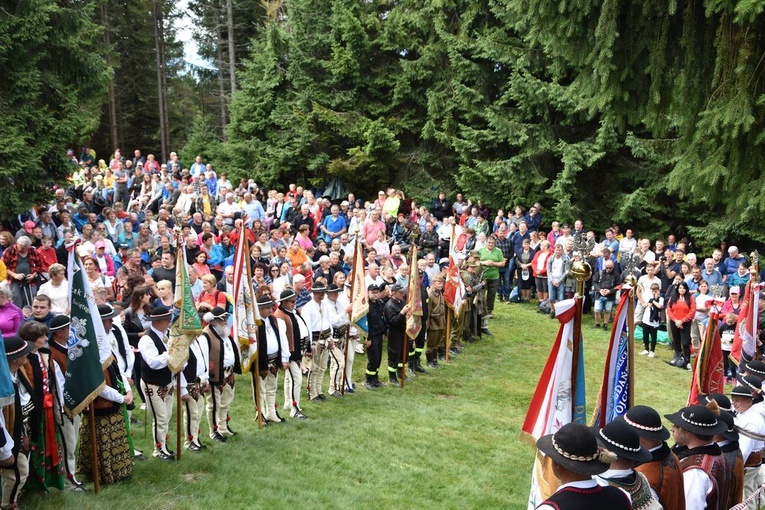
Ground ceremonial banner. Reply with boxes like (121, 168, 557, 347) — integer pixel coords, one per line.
(591, 293, 631, 427)
(521, 299, 584, 508)
(350, 239, 369, 337)
(731, 280, 762, 365)
(406, 246, 423, 339)
(232, 225, 259, 372)
(168, 246, 203, 374)
(443, 225, 465, 316)
(688, 305, 725, 405)
(64, 251, 107, 416)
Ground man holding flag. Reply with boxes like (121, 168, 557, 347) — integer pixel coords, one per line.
(522, 296, 587, 507)
(138, 305, 188, 461)
(385, 283, 409, 387)
(200, 308, 239, 441)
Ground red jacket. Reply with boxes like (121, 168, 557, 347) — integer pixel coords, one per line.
(667, 296, 696, 323)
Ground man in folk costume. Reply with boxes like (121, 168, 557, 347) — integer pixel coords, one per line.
(624, 404, 686, 510)
(425, 275, 446, 369)
(47, 315, 87, 490)
(594, 418, 662, 510)
(666, 403, 730, 510)
(2, 336, 35, 510)
(302, 279, 332, 402)
(199, 307, 239, 442)
(383, 283, 409, 387)
(326, 284, 347, 398)
(18, 320, 65, 491)
(77, 304, 133, 484)
(535, 422, 632, 509)
(708, 404, 744, 509)
(364, 284, 386, 390)
(102, 305, 145, 461)
(138, 305, 188, 461)
(183, 324, 209, 452)
(255, 294, 290, 424)
(731, 384, 765, 510)
(274, 289, 309, 419)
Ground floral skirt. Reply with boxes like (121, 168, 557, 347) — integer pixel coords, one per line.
(78, 412, 133, 484)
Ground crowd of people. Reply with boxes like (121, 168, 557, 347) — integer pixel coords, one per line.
(0, 147, 763, 508)
(536, 360, 765, 510)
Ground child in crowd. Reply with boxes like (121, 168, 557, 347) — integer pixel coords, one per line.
(720, 312, 737, 383)
(640, 283, 662, 358)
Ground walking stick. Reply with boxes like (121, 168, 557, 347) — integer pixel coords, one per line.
(445, 308, 452, 363)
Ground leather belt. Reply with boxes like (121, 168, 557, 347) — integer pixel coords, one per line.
(746, 451, 762, 467)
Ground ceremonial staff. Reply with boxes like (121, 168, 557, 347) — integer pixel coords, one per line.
(570, 258, 591, 424)
(625, 275, 636, 408)
(341, 239, 360, 395)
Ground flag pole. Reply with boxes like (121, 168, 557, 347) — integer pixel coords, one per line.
(445, 309, 451, 363)
(626, 278, 636, 409)
(241, 221, 263, 429)
(89, 405, 100, 494)
(341, 240, 359, 395)
(401, 246, 418, 389)
(570, 260, 591, 424)
(176, 374, 182, 460)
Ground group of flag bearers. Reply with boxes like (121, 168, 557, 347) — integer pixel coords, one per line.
(526, 254, 765, 509)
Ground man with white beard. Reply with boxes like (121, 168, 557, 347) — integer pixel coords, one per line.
(199, 308, 240, 442)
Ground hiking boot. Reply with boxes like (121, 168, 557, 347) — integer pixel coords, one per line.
(389, 372, 400, 387)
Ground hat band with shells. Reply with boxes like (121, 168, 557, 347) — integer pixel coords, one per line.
(623, 415, 664, 433)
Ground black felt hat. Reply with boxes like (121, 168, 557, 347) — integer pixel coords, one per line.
(98, 303, 117, 319)
(699, 394, 733, 414)
(718, 411, 739, 441)
(737, 374, 762, 394)
(5, 336, 33, 361)
(48, 314, 71, 332)
(594, 417, 652, 463)
(536, 423, 612, 475)
(744, 360, 765, 379)
(664, 405, 728, 436)
(147, 305, 172, 322)
(623, 405, 670, 441)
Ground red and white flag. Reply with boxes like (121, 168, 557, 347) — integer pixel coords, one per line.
(232, 223, 260, 372)
(731, 280, 762, 365)
(443, 225, 465, 315)
(521, 299, 584, 508)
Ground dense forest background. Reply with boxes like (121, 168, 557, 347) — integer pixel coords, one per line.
(2, 0, 764, 249)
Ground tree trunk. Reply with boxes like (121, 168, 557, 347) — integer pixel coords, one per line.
(216, 2, 227, 130)
(226, 0, 236, 95)
(102, 2, 118, 151)
(153, 0, 169, 161)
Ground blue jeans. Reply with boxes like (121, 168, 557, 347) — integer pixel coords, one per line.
(548, 280, 566, 303)
(498, 269, 511, 298)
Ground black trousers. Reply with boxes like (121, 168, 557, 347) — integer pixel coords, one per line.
(387, 332, 405, 371)
(366, 334, 383, 377)
(669, 321, 691, 359)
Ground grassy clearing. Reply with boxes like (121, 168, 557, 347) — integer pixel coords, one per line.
(25, 301, 694, 510)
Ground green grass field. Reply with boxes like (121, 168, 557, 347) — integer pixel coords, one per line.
(25, 301, 695, 510)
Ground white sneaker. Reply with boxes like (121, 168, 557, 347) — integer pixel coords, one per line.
(140, 403, 147, 411)
(639, 350, 649, 356)
(648, 351, 655, 358)
(355, 344, 364, 354)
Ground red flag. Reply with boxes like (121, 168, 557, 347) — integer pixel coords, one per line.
(443, 225, 465, 315)
(688, 305, 725, 405)
(730, 280, 762, 365)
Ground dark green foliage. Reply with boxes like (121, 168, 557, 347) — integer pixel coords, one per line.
(0, 0, 108, 217)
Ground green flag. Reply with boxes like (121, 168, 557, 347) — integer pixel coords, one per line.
(167, 245, 203, 374)
(64, 252, 106, 417)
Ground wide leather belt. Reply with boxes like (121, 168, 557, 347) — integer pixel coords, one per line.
(745, 451, 762, 467)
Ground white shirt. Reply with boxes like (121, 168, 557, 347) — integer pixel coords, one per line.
(263, 317, 290, 363)
(109, 322, 135, 376)
(0, 412, 13, 462)
(329, 296, 350, 329)
(137, 326, 187, 394)
(37, 280, 69, 314)
(188, 336, 210, 385)
(735, 405, 765, 461)
(300, 299, 332, 334)
(683, 461, 714, 510)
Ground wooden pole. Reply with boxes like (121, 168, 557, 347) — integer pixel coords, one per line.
(89, 405, 100, 494)
(241, 220, 263, 429)
(445, 308, 452, 363)
(341, 240, 360, 395)
(176, 375, 181, 460)
(627, 285, 635, 409)
(570, 261, 591, 425)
